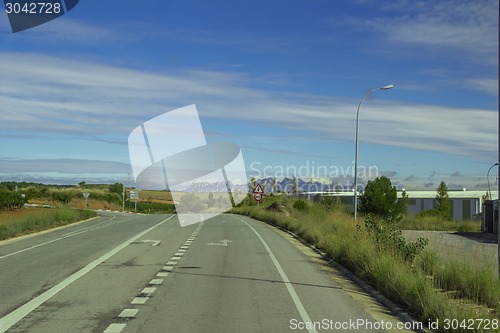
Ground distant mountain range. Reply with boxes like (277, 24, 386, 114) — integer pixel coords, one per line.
(183, 177, 359, 193)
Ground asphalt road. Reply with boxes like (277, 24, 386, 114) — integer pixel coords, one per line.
(0, 212, 414, 333)
(403, 230, 497, 267)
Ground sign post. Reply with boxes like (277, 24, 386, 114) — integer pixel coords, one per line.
(253, 184, 263, 204)
(130, 190, 139, 212)
(82, 192, 90, 208)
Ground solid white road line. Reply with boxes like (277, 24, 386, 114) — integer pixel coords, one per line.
(234, 216, 318, 333)
(0, 215, 175, 333)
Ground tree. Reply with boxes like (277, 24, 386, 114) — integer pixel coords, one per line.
(292, 176, 297, 194)
(435, 181, 451, 219)
(398, 189, 409, 216)
(109, 182, 124, 195)
(78, 181, 86, 188)
(359, 176, 404, 221)
(482, 191, 490, 204)
(272, 177, 277, 193)
(0, 190, 26, 211)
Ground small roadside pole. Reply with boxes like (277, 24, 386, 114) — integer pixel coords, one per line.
(253, 184, 263, 205)
(83, 192, 90, 209)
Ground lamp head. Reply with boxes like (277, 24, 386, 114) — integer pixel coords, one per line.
(381, 84, 394, 90)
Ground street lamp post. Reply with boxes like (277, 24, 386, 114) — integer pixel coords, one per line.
(354, 84, 394, 219)
(487, 163, 498, 200)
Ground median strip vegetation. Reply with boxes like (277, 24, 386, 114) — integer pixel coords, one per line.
(231, 195, 499, 332)
(0, 207, 97, 241)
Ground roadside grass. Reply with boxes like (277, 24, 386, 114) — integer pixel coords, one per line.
(398, 215, 481, 232)
(231, 196, 499, 332)
(0, 207, 96, 240)
(134, 202, 176, 214)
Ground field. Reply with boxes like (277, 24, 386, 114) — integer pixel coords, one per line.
(138, 190, 173, 203)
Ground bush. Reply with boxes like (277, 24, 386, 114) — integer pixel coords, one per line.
(292, 199, 308, 212)
(0, 190, 27, 211)
(363, 214, 428, 263)
(51, 191, 71, 204)
(134, 202, 176, 214)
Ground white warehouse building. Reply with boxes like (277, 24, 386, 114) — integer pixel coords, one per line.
(313, 190, 497, 221)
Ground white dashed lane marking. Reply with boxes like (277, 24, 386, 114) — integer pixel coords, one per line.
(140, 287, 156, 296)
(103, 221, 204, 333)
(104, 323, 126, 333)
(149, 279, 163, 285)
(131, 297, 148, 305)
(118, 309, 138, 318)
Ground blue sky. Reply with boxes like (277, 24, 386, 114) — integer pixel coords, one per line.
(0, 0, 498, 190)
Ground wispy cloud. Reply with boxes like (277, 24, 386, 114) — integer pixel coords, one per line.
(464, 78, 499, 96)
(335, 0, 498, 96)
(0, 52, 496, 165)
(0, 18, 124, 45)
(0, 158, 131, 174)
(375, 0, 498, 62)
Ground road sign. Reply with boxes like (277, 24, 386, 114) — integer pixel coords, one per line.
(254, 193, 262, 202)
(130, 190, 139, 200)
(83, 192, 90, 208)
(253, 184, 263, 194)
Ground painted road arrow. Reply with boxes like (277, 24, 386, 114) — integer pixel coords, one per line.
(141, 240, 161, 247)
(207, 239, 233, 247)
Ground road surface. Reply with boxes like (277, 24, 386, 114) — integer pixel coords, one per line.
(0, 212, 415, 332)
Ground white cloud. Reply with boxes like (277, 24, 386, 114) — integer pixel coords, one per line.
(0, 52, 496, 166)
(374, 0, 498, 60)
(0, 17, 124, 45)
(337, 0, 498, 96)
(465, 78, 499, 96)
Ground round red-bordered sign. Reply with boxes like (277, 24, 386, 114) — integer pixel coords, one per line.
(254, 193, 262, 202)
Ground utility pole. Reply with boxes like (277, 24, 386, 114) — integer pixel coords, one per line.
(122, 181, 125, 212)
(128, 173, 131, 211)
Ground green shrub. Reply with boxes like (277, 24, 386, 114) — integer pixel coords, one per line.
(363, 214, 428, 263)
(292, 199, 308, 211)
(0, 190, 27, 211)
(134, 202, 176, 214)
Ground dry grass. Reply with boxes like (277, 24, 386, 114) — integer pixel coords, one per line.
(139, 190, 173, 203)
